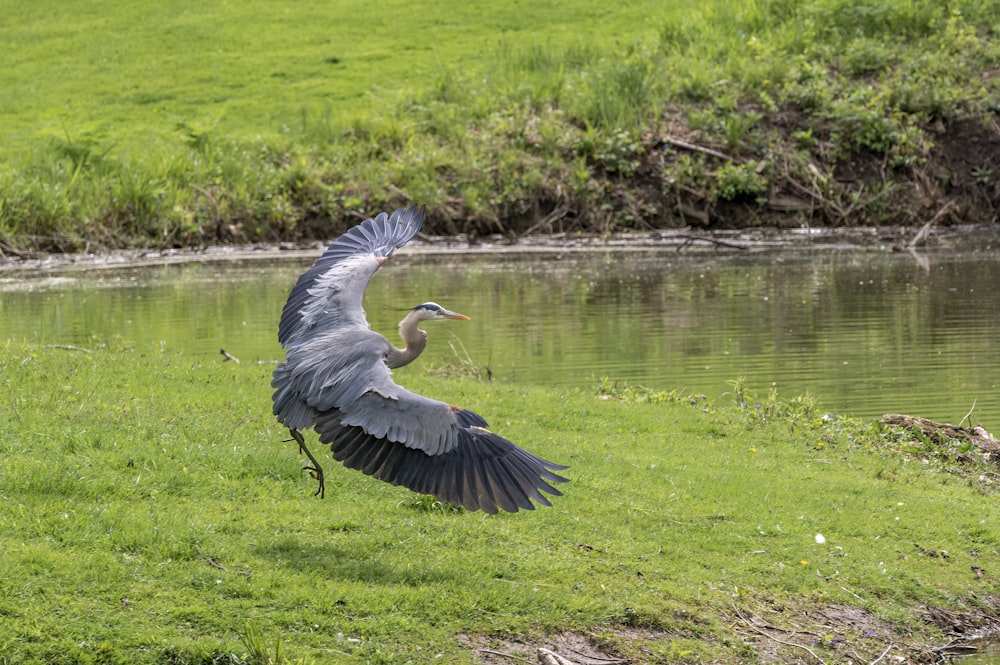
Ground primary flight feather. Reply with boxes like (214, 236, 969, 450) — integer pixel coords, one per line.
(271, 205, 568, 514)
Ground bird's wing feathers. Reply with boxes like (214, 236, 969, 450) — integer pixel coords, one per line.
(272, 329, 393, 423)
(278, 205, 424, 347)
(314, 409, 569, 514)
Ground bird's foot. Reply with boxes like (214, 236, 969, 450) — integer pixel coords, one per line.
(302, 463, 325, 498)
(288, 428, 326, 499)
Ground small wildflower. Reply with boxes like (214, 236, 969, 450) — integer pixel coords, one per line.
(815, 534, 826, 544)
(800, 560, 809, 566)
(749, 447, 757, 453)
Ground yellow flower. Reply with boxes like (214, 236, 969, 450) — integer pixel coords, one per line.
(800, 560, 809, 566)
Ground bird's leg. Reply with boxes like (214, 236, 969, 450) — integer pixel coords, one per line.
(288, 428, 325, 499)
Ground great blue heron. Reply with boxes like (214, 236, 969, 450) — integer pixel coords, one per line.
(271, 205, 569, 513)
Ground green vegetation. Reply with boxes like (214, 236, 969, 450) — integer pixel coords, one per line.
(2, 342, 998, 663)
(2, 0, 998, 252)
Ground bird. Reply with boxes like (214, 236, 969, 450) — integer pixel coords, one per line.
(271, 205, 569, 514)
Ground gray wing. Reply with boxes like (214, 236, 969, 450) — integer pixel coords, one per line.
(317, 410, 569, 514)
(271, 329, 569, 513)
(278, 205, 424, 348)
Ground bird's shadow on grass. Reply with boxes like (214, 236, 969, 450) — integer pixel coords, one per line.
(252, 537, 459, 586)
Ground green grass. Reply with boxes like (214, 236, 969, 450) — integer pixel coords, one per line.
(2, 0, 998, 251)
(2, 342, 998, 664)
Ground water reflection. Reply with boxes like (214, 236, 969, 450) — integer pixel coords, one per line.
(1, 248, 998, 431)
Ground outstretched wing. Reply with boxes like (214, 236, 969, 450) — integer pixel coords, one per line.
(271, 329, 569, 513)
(278, 205, 424, 348)
(315, 396, 569, 515)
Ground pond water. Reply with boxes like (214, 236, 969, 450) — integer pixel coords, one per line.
(1, 244, 998, 432)
(960, 640, 1000, 665)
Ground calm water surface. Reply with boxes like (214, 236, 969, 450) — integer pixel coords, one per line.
(1, 247, 998, 431)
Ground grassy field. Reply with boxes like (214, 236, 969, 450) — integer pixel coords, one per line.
(2, 0, 998, 251)
(1, 342, 998, 664)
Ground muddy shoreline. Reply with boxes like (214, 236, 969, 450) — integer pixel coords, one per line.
(1, 223, 997, 276)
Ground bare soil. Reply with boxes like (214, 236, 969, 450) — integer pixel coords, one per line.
(464, 596, 1000, 665)
(627, 111, 1000, 233)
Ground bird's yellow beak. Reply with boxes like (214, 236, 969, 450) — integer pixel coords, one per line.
(443, 309, 470, 320)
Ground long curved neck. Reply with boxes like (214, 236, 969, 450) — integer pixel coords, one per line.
(386, 310, 427, 369)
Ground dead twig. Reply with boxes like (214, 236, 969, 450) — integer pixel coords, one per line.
(562, 645, 631, 664)
(785, 173, 847, 220)
(869, 643, 895, 665)
(195, 546, 229, 572)
(520, 202, 571, 238)
(960, 399, 978, 428)
(476, 648, 533, 664)
(662, 136, 735, 162)
(195, 546, 251, 576)
(190, 184, 221, 227)
(732, 604, 827, 665)
(673, 234, 749, 251)
(908, 200, 956, 249)
(0, 240, 37, 259)
(538, 648, 579, 665)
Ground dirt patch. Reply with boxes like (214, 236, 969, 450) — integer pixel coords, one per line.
(463, 629, 656, 665)
(627, 108, 1000, 233)
(882, 414, 1000, 466)
(464, 598, 1000, 665)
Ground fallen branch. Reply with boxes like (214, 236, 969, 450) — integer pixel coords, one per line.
(882, 414, 999, 453)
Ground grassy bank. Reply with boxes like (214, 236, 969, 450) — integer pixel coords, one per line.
(1, 342, 998, 664)
(2, 0, 998, 252)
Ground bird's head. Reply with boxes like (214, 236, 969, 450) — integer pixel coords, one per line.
(411, 302, 470, 322)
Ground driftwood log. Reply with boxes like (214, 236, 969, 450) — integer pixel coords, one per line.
(882, 414, 999, 463)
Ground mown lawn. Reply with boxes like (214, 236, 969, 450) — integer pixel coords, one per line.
(3, 0, 663, 141)
(1, 342, 997, 663)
